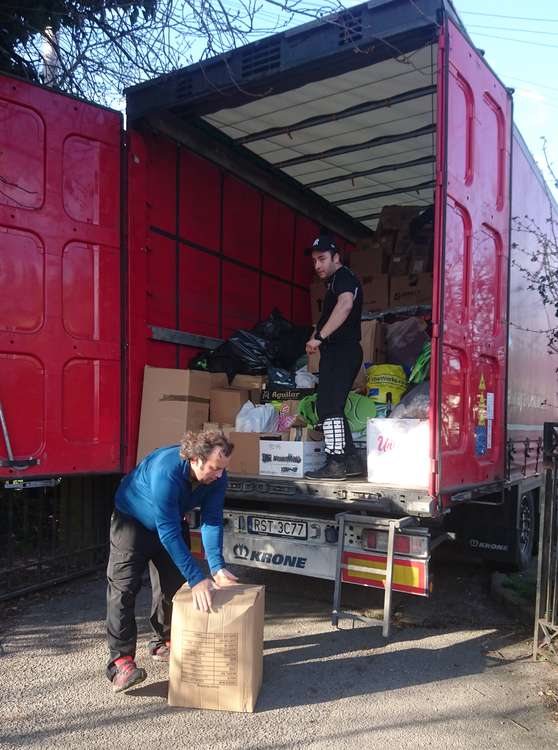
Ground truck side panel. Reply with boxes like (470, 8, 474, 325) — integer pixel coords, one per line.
(507, 130, 558, 478)
(125, 129, 351, 469)
(0, 77, 122, 477)
(436, 21, 512, 494)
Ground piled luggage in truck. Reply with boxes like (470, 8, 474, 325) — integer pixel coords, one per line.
(1, 1, 557, 617)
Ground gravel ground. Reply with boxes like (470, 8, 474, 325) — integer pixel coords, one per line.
(1, 548, 557, 750)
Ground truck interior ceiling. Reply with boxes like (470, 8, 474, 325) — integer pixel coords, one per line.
(127, 7, 440, 305)
(127, 3, 439, 237)
(200, 41, 437, 236)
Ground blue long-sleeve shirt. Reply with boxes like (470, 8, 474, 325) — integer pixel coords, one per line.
(115, 444, 226, 587)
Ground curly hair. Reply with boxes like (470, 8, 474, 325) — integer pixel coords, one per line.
(179, 430, 234, 463)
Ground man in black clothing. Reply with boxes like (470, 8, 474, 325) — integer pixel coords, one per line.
(304, 234, 364, 480)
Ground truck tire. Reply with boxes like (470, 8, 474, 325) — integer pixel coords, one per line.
(509, 491, 536, 572)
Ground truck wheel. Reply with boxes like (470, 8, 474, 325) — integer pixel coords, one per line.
(512, 491, 536, 572)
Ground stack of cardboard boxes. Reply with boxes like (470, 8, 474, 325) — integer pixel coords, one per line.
(377, 204, 434, 308)
(136, 366, 324, 478)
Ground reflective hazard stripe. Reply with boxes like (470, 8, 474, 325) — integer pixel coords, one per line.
(342, 551, 428, 596)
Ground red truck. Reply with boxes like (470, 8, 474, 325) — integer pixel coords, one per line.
(1, 1, 556, 610)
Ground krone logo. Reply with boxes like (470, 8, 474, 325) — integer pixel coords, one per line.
(233, 544, 249, 559)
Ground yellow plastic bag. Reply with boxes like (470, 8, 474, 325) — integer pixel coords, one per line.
(366, 364, 407, 406)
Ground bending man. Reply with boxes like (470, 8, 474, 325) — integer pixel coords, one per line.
(106, 430, 237, 692)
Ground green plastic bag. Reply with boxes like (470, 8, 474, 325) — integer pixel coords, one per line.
(298, 392, 376, 433)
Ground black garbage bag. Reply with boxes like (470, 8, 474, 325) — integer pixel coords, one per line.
(267, 366, 296, 389)
(275, 324, 313, 369)
(190, 331, 273, 378)
(228, 330, 275, 373)
(189, 342, 243, 382)
(253, 308, 293, 340)
(253, 308, 312, 370)
(190, 308, 312, 378)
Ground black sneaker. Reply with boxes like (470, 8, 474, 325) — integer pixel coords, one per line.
(345, 453, 364, 478)
(305, 456, 347, 481)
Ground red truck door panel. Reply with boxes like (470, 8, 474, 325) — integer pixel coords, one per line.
(435, 21, 512, 492)
(0, 77, 122, 476)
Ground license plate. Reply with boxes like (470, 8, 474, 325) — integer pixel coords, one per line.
(247, 516, 308, 540)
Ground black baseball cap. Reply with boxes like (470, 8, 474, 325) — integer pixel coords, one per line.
(304, 233, 338, 256)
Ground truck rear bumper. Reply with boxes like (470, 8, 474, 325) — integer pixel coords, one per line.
(226, 474, 438, 518)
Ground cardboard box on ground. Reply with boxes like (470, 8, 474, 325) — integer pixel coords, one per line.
(169, 584, 265, 712)
(137, 366, 212, 463)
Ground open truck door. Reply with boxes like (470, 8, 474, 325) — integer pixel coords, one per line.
(0, 79, 123, 478)
(432, 20, 513, 499)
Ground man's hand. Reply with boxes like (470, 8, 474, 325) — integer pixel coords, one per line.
(191, 577, 218, 612)
(213, 568, 239, 587)
(305, 337, 321, 355)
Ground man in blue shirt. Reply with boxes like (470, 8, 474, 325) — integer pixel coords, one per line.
(106, 430, 237, 693)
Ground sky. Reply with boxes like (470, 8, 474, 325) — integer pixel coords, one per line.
(451, 0, 558, 199)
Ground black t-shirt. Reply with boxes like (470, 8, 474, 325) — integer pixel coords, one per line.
(316, 265, 362, 344)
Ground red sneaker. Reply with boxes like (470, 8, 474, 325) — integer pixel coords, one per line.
(150, 641, 171, 662)
(111, 656, 147, 693)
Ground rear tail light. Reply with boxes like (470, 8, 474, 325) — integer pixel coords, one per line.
(362, 529, 428, 557)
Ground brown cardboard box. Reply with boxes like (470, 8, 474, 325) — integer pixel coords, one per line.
(203, 422, 234, 432)
(361, 274, 389, 312)
(227, 431, 261, 475)
(408, 254, 432, 275)
(210, 388, 250, 426)
(408, 239, 434, 275)
(210, 373, 229, 389)
(361, 320, 386, 365)
(169, 584, 265, 712)
(231, 374, 267, 391)
(310, 278, 325, 323)
(388, 253, 410, 276)
(288, 426, 323, 442)
(136, 367, 211, 463)
(227, 431, 288, 475)
(351, 234, 395, 276)
(378, 205, 422, 232)
(353, 320, 386, 390)
(350, 247, 385, 277)
(307, 349, 320, 373)
(390, 273, 433, 307)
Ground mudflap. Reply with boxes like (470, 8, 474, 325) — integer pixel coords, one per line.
(444, 485, 539, 570)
